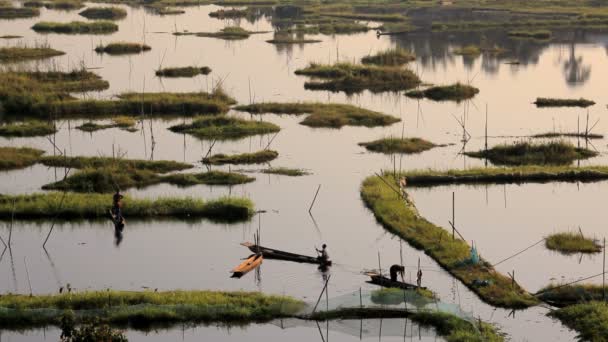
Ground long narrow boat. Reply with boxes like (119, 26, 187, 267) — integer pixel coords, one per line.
(241, 242, 332, 266)
(366, 272, 426, 290)
(231, 253, 263, 278)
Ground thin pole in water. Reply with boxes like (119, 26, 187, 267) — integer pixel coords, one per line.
(485, 103, 488, 153)
(452, 192, 455, 240)
(604, 238, 606, 301)
(24, 257, 32, 296)
(378, 251, 382, 276)
(309, 184, 321, 213)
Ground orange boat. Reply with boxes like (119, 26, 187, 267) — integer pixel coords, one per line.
(231, 253, 263, 278)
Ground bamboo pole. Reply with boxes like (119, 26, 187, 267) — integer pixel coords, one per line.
(309, 184, 321, 213)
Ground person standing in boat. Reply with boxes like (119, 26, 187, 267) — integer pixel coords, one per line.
(417, 268, 423, 287)
(390, 264, 405, 282)
(316, 244, 329, 264)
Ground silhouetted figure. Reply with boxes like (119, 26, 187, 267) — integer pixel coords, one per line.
(316, 244, 329, 264)
(417, 268, 423, 287)
(390, 264, 405, 282)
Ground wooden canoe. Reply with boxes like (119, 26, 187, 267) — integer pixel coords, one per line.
(241, 242, 332, 266)
(231, 253, 263, 278)
(366, 272, 426, 290)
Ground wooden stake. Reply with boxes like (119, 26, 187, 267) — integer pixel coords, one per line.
(24, 257, 32, 296)
(452, 192, 455, 240)
(359, 287, 362, 308)
(309, 184, 321, 213)
(485, 104, 488, 152)
(603, 238, 606, 300)
(378, 251, 382, 276)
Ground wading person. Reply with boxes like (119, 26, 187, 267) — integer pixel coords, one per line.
(417, 268, 423, 287)
(390, 264, 405, 282)
(112, 189, 124, 223)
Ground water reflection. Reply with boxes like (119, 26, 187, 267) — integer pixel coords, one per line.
(563, 43, 591, 86)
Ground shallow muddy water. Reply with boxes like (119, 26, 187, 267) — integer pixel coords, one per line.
(1, 2, 608, 341)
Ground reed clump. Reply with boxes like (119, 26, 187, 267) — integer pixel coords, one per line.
(195, 26, 266, 40)
(0, 5, 39, 18)
(32, 21, 118, 34)
(262, 167, 309, 176)
(534, 97, 595, 108)
(235, 102, 399, 128)
(155, 66, 211, 77)
(203, 150, 278, 165)
(545, 232, 601, 254)
(361, 48, 415, 66)
(359, 137, 437, 154)
(406, 83, 479, 102)
(465, 141, 598, 166)
(79, 7, 127, 20)
(43, 0, 83, 10)
(209, 8, 248, 18)
(0, 120, 56, 137)
(95, 42, 151, 55)
(0, 147, 45, 170)
(0, 46, 64, 62)
(295, 62, 421, 93)
(169, 116, 280, 140)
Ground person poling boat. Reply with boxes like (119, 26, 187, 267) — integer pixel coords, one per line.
(390, 264, 405, 282)
(315, 244, 330, 265)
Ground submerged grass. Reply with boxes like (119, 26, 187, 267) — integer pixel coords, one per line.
(32, 21, 118, 34)
(0, 120, 56, 137)
(95, 42, 151, 55)
(155, 66, 211, 77)
(79, 7, 127, 20)
(0, 192, 254, 221)
(0, 290, 303, 328)
(465, 141, 598, 166)
(295, 62, 421, 93)
(545, 232, 601, 254)
(549, 301, 608, 341)
(235, 102, 399, 128)
(0, 46, 64, 62)
(534, 97, 595, 108)
(0, 147, 45, 171)
(359, 137, 437, 154)
(169, 116, 280, 140)
(361, 174, 538, 309)
(203, 150, 278, 165)
(406, 83, 479, 102)
(361, 48, 415, 66)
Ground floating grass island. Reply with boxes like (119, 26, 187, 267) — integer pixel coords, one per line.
(538, 284, 606, 307)
(545, 232, 601, 254)
(76, 116, 137, 132)
(156, 66, 211, 77)
(169, 116, 280, 140)
(465, 141, 598, 166)
(79, 7, 127, 20)
(0, 192, 254, 221)
(361, 48, 415, 66)
(295, 62, 421, 93)
(179, 26, 268, 40)
(32, 21, 118, 34)
(209, 8, 249, 18)
(0, 147, 45, 171)
(235, 102, 399, 128)
(262, 167, 309, 176)
(359, 137, 438, 154)
(549, 302, 608, 342)
(15, 69, 110, 92)
(0, 120, 56, 137)
(203, 150, 278, 165)
(39, 155, 192, 172)
(508, 30, 551, 40)
(95, 42, 151, 55)
(361, 174, 539, 308)
(0, 46, 64, 62)
(43, 0, 83, 10)
(0, 5, 39, 18)
(532, 131, 603, 139)
(405, 83, 479, 102)
(453, 45, 481, 56)
(534, 97, 595, 108)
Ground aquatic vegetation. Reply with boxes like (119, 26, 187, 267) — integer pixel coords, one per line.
(32, 21, 118, 34)
(39, 155, 191, 173)
(14, 69, 110, 92)
(295, 62, 421, 93)
(370, 287, 436, 306)
(76, 116, 137, 132)
(153, 7, 185, 15)
(322, 12, 405, 22)
(194, 26, 268, 40)
(359, 137, 437, 154)
(79, 7, 127, 20)
(209, 8, 248, 18)
(361, 174, 539, 308)
(43, 0, 83, 10)
(169, 116, 280, 140)
(0, 147, 45, 171)
(534, 97, 595, 108)
(405, 83, 479, 102)
(0, 290, 302, 328)
(164, 171, 255, 186)
(262, 167, 309, 176)
(0, 120, 56, 137)
(203, 150, 278, 165)
(1, 35, 23, 39)
(549, 301, 608, 341)
(287, 21, 371, 35)
(95, 42, 151, 55)
(0, 46, 64, 62)
(545, 232, 601, 254)
(235, 102, 399, 128)
(156, 66, 211, 77)
(453, 45, 481, 56)
(398, 165, 608, 187)
(42, 168, 160, 193)
(508, 30, 552, 39)
(0, 5, 39, 18)
(465, 141, 598, 166)
(361, 48, 415, 66)
(0, 192, 254, 221)
(266, 34, 321, 44)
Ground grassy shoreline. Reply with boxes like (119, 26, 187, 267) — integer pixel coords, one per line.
(361, 174, 538, 308)
(549, 301, 608, 341)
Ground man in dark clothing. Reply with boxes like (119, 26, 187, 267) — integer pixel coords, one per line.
(417, 269, 423, 287)
(390, 264, 405, 282)
(112, 190, 124, 223)
(316, 244, 329, 264)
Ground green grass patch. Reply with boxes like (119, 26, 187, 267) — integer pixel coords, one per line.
(508, 30, 552, 39)
(453, 45, 481, 56)
(359, 137, 437, 154)
(0, 46, 64, 62)
(169, 116, 279, 140)
(39, 155, 191, 173)
(13, 69, 109, 92)
(163, 170, 255, 186)
(0, 192, 254, 221)
(203, 150, 278, 165)
(209, 8, 249, 18)
(465, 141, 598, 166)
(0, 120, 56, 137)
(286, 21, 371, 35)
(538, 284, 606, 307)
(0, 147, 45, 171)
(406, 83, 479, 102)
(0, 5, 39, 18)
(95, 42, 151, 55)
(361, 48, 415, 66)
(43, 0, 83, 10)
(79, 7, 127, 20)
(192, 26, 268, 40)
(76, 116, 137, 132)
(370, 288, 436, 306)
(261, 167, 309, 176)
(235, 102, 400, 128)
(361, 174, 539, 308)
(155, 66, 211, 77)
(534, 97, 595, 108)
(154, 7, 185, 15)
(549, 301, 608, 341)
(295, 62, 420, 93)
(0, 290, 302, 328)
(32, 21, 118, 34)
(545, 232, 601, 254)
